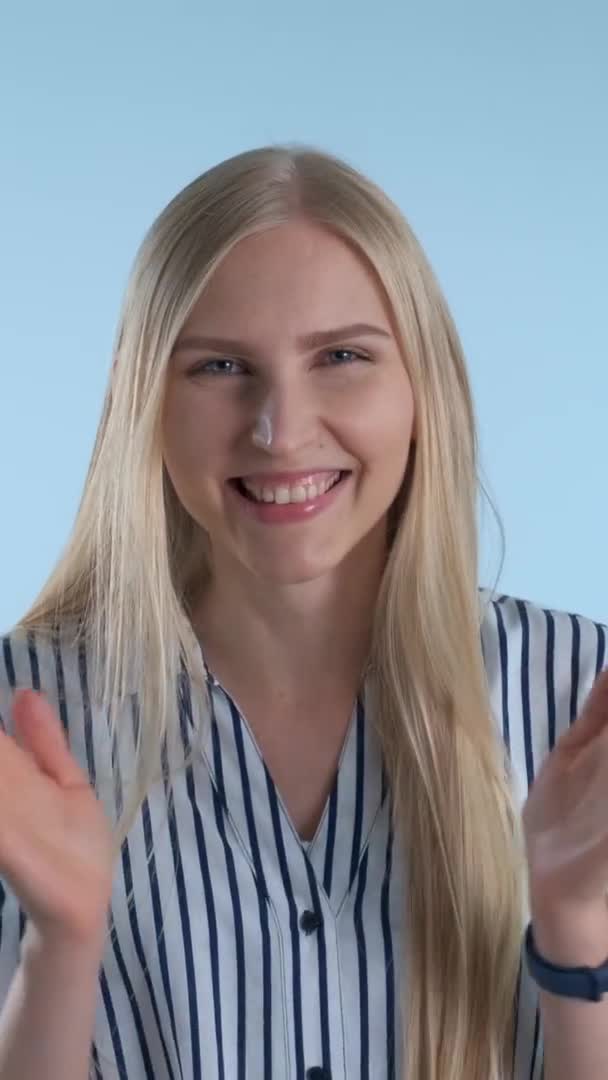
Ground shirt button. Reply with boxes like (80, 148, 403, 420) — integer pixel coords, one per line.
(299, 909, 323, 934)
(306, 1068, 331, 1080)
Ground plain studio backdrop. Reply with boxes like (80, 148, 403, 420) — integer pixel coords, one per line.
(0, 0, 606, 629)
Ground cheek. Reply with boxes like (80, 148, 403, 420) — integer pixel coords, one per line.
(162, 392, 231, 505)
(344, 378, 414, 480)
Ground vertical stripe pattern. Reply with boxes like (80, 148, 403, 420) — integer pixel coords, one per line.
(0, 590, 605, 1078)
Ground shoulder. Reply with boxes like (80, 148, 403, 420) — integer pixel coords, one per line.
(478, 588, 607, 795)
(0, 622, 88, 724)
(478, 588, 606, 692)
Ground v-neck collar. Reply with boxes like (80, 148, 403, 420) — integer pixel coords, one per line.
(194, 654, 387, 914)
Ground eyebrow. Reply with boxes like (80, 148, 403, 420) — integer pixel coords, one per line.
(172, 322, 392, 355)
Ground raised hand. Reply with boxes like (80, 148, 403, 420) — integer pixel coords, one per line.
(0, 688, 114, 949)
(522, 667, 608, 966)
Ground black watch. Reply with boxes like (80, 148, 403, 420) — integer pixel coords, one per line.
(525, 921, 608, 1002)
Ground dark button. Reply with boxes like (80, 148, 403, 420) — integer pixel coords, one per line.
(299, 909, 323, 934)
(306, 1068, 331, 1080)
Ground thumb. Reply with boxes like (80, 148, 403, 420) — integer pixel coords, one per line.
(11, 689, 89, 789)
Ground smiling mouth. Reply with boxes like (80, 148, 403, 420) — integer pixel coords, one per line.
(230, 470, 350, 505)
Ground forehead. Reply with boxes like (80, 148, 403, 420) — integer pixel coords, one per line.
(181, 220, 393, 337)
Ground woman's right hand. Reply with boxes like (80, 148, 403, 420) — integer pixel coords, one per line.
(0, 689, 114, 949)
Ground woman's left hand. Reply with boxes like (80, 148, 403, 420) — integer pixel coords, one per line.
(522, 667, 608, 947)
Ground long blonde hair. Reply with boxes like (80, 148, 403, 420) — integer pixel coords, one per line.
(12, 144, 526, 1079)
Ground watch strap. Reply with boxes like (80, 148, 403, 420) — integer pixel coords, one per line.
(525, 921, 608, 1002)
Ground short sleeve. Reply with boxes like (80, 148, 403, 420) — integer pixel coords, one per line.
(480, 592, 607, 796)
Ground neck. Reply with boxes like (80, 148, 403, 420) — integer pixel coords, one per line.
(190, 538, 386, 707)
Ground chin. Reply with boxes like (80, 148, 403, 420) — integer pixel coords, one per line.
(249, 553, 341, 587)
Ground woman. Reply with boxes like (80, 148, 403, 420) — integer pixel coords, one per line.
(0, 145, 606, 1080)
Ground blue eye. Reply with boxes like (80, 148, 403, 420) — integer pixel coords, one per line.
(191, 358, 247, 376)
(325, 348, 369, 365)
(189, 348, 369, 377)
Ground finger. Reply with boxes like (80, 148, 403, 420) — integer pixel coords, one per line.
(10, 690, 88, 789)
(558, 668, 608, 754)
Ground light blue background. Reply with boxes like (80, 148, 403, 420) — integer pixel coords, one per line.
(1, 1, 606, 630)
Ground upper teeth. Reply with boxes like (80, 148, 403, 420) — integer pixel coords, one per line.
(241, 471, 341, 504)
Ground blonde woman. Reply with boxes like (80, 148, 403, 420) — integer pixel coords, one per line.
(0, 146, 607, 1080)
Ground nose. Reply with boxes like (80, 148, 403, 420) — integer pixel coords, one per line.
(250, 380, 317, 455)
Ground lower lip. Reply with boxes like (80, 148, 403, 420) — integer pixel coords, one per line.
(227, 473, 349, 524)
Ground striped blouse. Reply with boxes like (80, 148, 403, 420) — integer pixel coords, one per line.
(0, 590, 606, 1079)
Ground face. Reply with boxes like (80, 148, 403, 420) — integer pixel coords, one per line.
(163, 220, 415, 591)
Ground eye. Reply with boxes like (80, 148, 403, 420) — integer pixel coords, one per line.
(189, 358, 248, 376)
(323, 348, 371, 366)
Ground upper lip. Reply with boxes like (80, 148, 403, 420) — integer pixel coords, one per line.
(232, 469, 349, 484)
